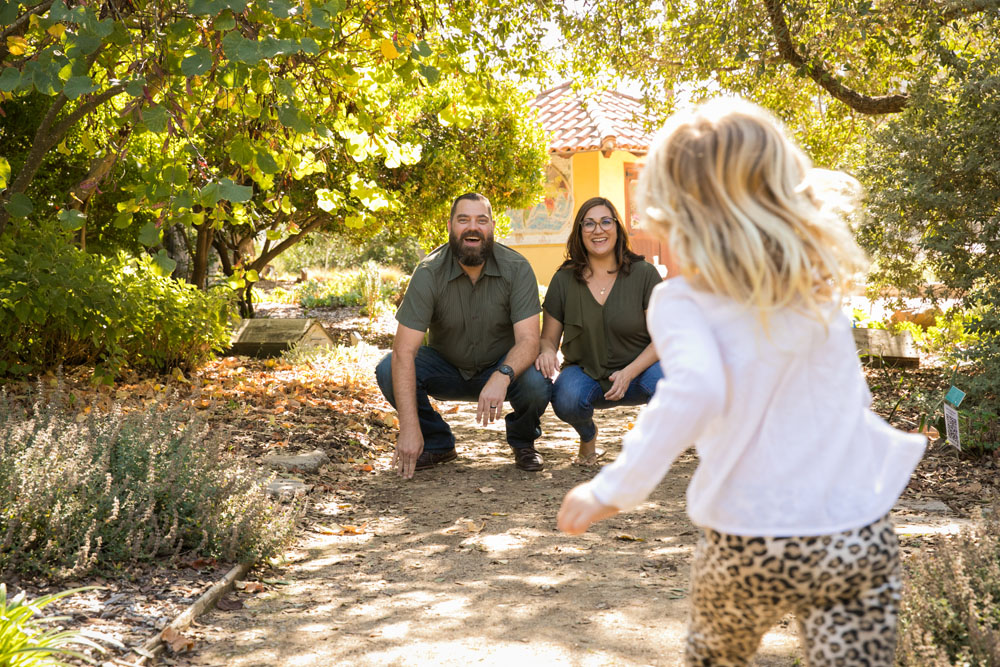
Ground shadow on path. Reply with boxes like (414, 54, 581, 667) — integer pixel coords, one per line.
(184, 404, 803, 666)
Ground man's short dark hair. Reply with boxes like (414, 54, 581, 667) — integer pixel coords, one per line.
(449, 192, 493, 221)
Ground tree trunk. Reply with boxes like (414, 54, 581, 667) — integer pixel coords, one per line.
(190, 222, 214, 290)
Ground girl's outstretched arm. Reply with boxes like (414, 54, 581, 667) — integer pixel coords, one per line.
(557, 483, 620, 535)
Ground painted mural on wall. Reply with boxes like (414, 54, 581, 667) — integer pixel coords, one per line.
(504, 155, 573, 245)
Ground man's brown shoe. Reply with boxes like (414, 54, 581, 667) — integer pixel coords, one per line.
(415, 448, 458, 470)
(512, 446, 543, 472)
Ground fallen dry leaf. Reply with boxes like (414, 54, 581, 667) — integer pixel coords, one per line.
(478, 487, 495, 494)
(445, 518, 485, 534)
(161, 626, 195, 654)
(315, 522, 368, 536)
(615, 534, 644, 542)
(216, 595, 244, 611)
(444, 405, 460, 414)
(235, 580, 266, 593)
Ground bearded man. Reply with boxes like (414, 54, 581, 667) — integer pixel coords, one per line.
(375, 192, 551, 478)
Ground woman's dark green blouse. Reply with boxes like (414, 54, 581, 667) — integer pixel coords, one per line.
(543, 260, 661, 391)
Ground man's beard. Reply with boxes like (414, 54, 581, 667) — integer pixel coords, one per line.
(449, 230, 494, 267)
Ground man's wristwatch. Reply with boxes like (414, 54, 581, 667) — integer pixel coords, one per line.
(496, 364, 515, 381)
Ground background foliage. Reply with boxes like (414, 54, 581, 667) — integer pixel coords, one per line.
(0, 0, 551, 320)
(0, 222, 231, 380)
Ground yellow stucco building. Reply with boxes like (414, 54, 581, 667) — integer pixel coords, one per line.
(501, 82, 665, 286)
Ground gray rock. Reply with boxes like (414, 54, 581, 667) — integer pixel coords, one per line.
(895, 499, 951, 513)
(266, 479, 311, 500)
(262, 449, 330, 473)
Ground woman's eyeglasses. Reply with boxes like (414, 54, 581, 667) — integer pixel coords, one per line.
(581, 217, 615, 233)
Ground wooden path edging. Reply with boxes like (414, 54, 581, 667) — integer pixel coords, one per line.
(133, 561, 252, 665)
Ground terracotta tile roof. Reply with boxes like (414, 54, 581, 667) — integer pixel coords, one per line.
(531, 81, 655, 155)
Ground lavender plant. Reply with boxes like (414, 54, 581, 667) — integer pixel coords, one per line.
(0, 383, 298, 579)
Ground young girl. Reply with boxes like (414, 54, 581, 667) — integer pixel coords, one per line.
(557, 98, 926, 665)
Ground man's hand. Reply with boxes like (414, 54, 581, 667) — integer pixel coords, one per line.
(604, 366, 637, 401)
(392, 428, 424, 479)
(557, 483, 619, 535)
(477, 372, 510, 426)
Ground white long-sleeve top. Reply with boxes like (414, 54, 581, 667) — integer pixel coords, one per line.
(588, 277, 927, 536)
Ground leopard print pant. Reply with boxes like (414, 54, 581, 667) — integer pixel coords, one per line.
(685, 514, 900, 666)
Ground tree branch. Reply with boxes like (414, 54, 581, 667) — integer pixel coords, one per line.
(0, 80, 130, 234)
(249, 215, 329, 271)
(941, 0, 1000, 21)
(0, 0, 54, 41)
(764, 0, 909, 114)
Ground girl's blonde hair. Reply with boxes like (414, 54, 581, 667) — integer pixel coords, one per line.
(640, 97, 867, 320)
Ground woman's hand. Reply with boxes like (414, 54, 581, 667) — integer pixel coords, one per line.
(534, 348, 559, 379)
(604, 366, 637, 401)
(557, 483, 619, 535)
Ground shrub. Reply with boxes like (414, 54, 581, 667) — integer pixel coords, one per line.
(897, 507, 1000, 666)
(0, 385, 298, 579)
(0, 584, 118, 666)
(0, 224, 233, 380)
(296, 274, 364, 309)
(858, 21, 1000, 404)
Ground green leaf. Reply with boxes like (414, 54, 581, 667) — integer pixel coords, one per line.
(141, 105, 169, 133)
(229, 137, 255, 165)
(299, 38, 319, 55)
(255, 149, 279, 174)
(0, 67, 20, 92)
(181, 47, 214, 77)
(213, 10, 236, 31)
(63, 75, 98, 99)
(161, 164, 188, 185)
(268, 0, 293, 18)
(419, 64, 440, 85)
(138, 221, 161, 246)
(438, 105, 454, 127)
(113, 211, 133, 228)
(188, 0, 222, 16)
(276, 103, 310, 133)
(58, 209, 86, 230)
(153, 249, 177, 276)
(66, 32, 102, 57)
(125, 77, 146, 97)
(3, 193, 33, 218)
(245, 269, 259, 282)
(0, 157, 9, 190)
(316, 188, 342, 212)
(415, 40, 432, 58)
(0, 0, 19, 24)
(200, 182, 222, 206)
(218, 178, 252, 203)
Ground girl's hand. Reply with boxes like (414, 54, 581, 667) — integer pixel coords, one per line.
(534, 349, 559, 379)
(557, 483, 619, 535)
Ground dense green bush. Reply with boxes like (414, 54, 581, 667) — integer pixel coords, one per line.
(271, 228, 422, 276)
(0, 386, 297, 579)
(0, 224, 232, 380)
(859, 18, 1000, 405)
(286, 265, 409, 313)
(898, 507, 1000, 665)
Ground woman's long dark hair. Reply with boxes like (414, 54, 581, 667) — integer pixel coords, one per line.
(560, 196, 644, 282)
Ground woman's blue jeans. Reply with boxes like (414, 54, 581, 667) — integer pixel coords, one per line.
(375, 346, 551, 452)
(550, 362, 663, 442)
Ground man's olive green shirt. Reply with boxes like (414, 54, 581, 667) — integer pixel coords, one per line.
(395, 243, 541, 379)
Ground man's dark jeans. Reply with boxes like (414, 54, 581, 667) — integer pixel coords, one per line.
(375, 346, 551, 452)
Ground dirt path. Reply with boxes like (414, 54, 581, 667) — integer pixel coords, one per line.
(181, 404, 802, 666)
